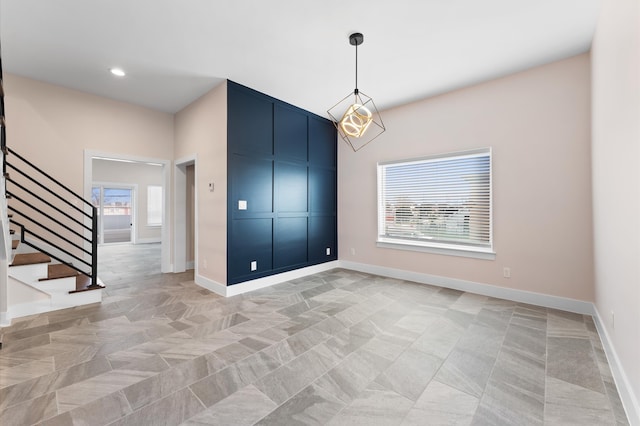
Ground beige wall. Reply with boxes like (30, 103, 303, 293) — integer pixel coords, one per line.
(338, 54, 594, 301)
(591, 0, 640, 412)
(4, 74, 174, 196)
(92, 159, 164, 242)
(6, 74, 226, 284)
(174, 82, 227, 285)
(4, 74, 174, 268)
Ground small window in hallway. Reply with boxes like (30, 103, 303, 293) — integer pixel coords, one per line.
(147, 185, 163, 226)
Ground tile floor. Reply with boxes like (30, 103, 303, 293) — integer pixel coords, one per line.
(0, 243, 629, 425)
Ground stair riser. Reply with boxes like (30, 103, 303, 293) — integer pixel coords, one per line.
(9, 263, 49, 283)
(5, 289, 102, 320)
(33, 276, 76, 293)
(49, 288, 102, 308)
(9, 264, 77, 294)
(58, 289, 102, 306)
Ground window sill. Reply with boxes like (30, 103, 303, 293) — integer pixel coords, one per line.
(376, 238, 496, 260)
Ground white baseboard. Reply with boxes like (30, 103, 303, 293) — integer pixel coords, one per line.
(339, 260, 594, 315)
(0, 311, 10, 327)
(136, 238, 162, 244)
(193, 261, 340, 297)
(592, 307, 639, 426)
(225, 261, 340, 297)
(194, 259, 592, 314)
(194, 273, 227, 296)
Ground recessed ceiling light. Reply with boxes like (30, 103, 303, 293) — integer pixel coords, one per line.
(109, 68, 126, 77)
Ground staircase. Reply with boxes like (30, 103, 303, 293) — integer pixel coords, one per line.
(0, 41, 103, 332)
(7, 248, 103, 320)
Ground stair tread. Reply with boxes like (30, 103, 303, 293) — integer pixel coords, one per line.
(11, 239, 19, 250)
(11, 252, 51, 266)
(39, 264, 79, 281)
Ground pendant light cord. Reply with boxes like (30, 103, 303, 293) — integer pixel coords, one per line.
(354, 41, 359, 95)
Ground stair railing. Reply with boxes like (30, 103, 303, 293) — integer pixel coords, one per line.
(3, 147, 100, 288)
(1, 46, 10, 259)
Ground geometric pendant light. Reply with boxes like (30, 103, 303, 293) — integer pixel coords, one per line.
(327, 33, 385, 152)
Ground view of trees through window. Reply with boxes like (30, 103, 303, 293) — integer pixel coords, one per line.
(91, 186, 133, 243)
(91, 187, 132, 216)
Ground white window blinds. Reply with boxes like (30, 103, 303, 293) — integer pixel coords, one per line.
(378, 148, 492, 251)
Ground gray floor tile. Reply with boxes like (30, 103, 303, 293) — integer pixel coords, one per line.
(254, 383, 345, 426)
(254, 344, 340, 405)
(544, 377, 616, 425)
(547, 336, 604, 393)
(108, 386, 204, 426)
(65, 391, 131, 426)
(411, 316, 465, 359)
(315, 346, 390, 404)
(375, 347, 443, 401)
(329, 386, 414, 426)
(0, 243, 629, 425)
(182, 385, 276, 426)
(434, 323, 503, 398)
(402, 380, 479, 426)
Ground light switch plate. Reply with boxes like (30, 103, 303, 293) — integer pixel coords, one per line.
(250, 260, 257, 271)
(326, 247, 331, 255)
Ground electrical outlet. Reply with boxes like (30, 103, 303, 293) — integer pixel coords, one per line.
(250, 261, 257, 271)
(203, 259, 207, 269)
(503, 267, 511, 278)
(238, 200, 247, 210)
(326, 247, 331, 256)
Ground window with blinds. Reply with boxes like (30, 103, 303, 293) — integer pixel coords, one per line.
(377, 148, 493, 256)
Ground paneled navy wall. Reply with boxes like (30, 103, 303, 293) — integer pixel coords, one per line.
(227, 81, 337, 285)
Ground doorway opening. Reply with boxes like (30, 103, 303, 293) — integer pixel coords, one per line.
(84, 150, 172, 273)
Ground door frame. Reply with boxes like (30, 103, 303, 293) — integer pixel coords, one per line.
(84, 150, 172, 273)
(174, 155, 197, 273)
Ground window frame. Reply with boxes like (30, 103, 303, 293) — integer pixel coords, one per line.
(376, 148, 495, 260)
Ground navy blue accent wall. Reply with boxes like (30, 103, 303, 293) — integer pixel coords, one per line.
(227, 81, 337, 285)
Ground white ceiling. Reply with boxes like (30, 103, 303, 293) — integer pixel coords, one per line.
(0, 0, 601, 117)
